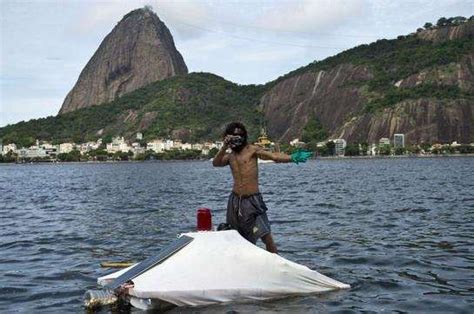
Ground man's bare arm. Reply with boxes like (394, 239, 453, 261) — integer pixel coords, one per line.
(255, 147, 291, 163)
(212, 145, 230, 167)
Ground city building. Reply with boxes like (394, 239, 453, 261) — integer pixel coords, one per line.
(106, 137, 130, 153)
(147, 139, 165, 153)
(333, 139, 347, 156)
(25, 146, 48, 158)
(290, 138, 305, 147)
(131, 142, 145, 156)
(3, 143, 17, 155)
(40, 142, 58, 157)
(192, 143, 203, 151)
(181, 143, 192, 150)
(379, 138, 390, 146)
(136, 132, 143, 140)
(59, 143, 75, 154)
(394, 134, 405, 148)
(214, 141, 224, 150)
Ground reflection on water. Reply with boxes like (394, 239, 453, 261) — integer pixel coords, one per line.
(0, 158, 473, 312)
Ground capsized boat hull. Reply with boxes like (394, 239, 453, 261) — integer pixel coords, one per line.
(98, 230, 349, 308)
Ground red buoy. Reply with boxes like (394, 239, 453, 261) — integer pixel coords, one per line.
(197, 208, 212, 231)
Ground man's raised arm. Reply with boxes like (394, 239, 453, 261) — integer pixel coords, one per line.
(212, 143, 230, 167)
(255, 146, 313, 164)
(255, 147, 291, 163)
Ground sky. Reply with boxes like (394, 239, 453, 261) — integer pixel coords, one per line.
(0, 0, 472, 127)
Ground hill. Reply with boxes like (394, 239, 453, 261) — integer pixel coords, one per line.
(0, 73, 264, 147)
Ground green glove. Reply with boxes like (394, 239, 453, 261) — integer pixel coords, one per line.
(290, 150, 313, 164)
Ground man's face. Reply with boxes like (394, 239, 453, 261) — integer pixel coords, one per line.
(228, 128, 246, 152)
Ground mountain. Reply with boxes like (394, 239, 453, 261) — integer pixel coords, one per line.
(59, 7, 188, 114)
(261, 20, 473, 144)
(1, 16, 473, 147)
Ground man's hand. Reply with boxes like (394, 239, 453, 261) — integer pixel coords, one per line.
(212, 140, 230, 167)
(290, 150, 313, 164)
(222, 135, 232, 149)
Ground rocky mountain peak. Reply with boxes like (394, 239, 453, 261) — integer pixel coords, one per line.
(59, 7, 188, 114)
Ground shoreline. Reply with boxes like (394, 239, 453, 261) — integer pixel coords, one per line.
(1, 153, 474, 165)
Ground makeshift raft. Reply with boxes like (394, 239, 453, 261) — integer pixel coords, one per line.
(94, 230, 349, 310)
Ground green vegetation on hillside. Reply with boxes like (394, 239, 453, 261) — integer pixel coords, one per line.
(270, 19, 473, 113)
(301, 117, 328, 143)
(0, 73, 265, 145)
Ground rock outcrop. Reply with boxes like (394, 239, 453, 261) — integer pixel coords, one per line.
(59, 8, 187, 114)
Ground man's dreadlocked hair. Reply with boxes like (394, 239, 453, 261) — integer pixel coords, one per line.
(223, 122, 248, 140)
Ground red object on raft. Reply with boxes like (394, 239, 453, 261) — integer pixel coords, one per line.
(197, 208, 212, 231)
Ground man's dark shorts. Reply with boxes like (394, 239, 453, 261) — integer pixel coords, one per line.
(226, 192, 271, 244)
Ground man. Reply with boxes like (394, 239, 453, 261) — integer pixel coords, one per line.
(212, 122, 312, 253)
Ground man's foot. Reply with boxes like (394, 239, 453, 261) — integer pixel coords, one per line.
(262, 234, 278, 254)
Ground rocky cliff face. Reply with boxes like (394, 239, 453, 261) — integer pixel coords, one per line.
(336, 99, 473, 144)
(418, 21, 474, 43)
(260, 64, 373, 143)
(335, 53, 474, 143)
(59, 8, 187, 114)
(261, 23, 474, 145)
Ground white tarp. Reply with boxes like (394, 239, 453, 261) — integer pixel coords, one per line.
(98, 230, 349, 307)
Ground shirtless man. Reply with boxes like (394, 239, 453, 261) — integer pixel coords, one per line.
(212, 122, 312, 253)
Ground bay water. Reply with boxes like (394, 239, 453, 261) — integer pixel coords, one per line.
(0, 157, 473, 312)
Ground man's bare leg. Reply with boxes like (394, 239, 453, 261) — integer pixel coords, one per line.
(262, 233, 278, 254)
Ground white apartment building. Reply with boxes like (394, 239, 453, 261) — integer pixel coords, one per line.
(59, 143, 75, 154)
(40, 142, 58, 157)
(394, 134, 405, 148)
(3, 143, 17, 155)
(106, 137, 130, 153)
(290, 138, 305, 147)
(147, 139, 165, 153)
(192, 143, 203, 151)
(379, 138, 390, 146)
(181, 143, 192, 150)
(131, 142, 145, 156)
(25, 146, 48, 158)
(333, 139, 347, 156)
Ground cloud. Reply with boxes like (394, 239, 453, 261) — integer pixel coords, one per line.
(72, 0, 213, 40)
(255, 0, 366, 33)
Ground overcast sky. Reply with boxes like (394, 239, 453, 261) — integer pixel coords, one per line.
(0, 0, 472, 127)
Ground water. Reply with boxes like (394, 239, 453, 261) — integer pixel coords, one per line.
(1, 158, 473, 313)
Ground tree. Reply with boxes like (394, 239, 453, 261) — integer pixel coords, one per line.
(57, 149, 81, 162)
(437, 17, 448, 27)
(424, 22, 433, 29)
(407, 145, 421, 154)
(301, 118, 328, 143)
(420, 143, 431, 153)
(379, 144, 391, 155)
(360, 142, 369, 156)
(325, 141, 335, 156)
(344, 143, 360, 156)
(394, 147, 406, 155)
(458, 145, 473, 154)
